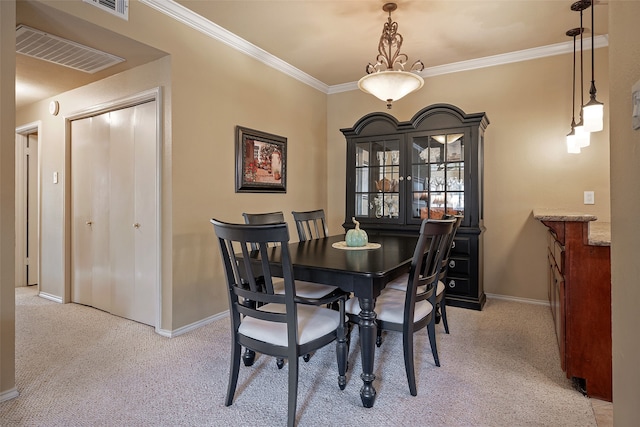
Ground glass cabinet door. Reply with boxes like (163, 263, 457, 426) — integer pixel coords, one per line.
(409, 132, 465, 223)
(355, 138, 401, 220)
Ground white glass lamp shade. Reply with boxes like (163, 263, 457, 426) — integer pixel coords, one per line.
(432, 133, 464, 144)
(358, 71, 424, 108)
(566, 131, 581, 154)
(574, 122, 590, 148)
(582, 101, 604, 132)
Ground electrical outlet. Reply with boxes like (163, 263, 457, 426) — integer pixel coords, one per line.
(584, 191, 595, 205)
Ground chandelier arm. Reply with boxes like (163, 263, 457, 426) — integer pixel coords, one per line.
(366, 2, 421, 74)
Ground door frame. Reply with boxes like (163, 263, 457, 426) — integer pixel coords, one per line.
(64, 87, 163, 330)
(15, 121, 41, 288)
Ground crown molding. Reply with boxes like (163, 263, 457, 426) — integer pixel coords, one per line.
(140, 0, 329, 93)
(142, 0, 608, 96)
(329, 35, 609, 94)
(422, 35, 609, 78)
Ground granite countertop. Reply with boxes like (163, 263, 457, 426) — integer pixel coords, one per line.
(532, 208, 597, 222)
(587, 221, 611, 246)
(533, 208, 610, 246)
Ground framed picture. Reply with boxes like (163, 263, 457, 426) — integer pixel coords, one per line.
(235, 126, 287, 193)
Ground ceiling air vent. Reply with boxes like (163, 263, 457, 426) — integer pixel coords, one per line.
(16, 25, 125, 74)
(83, 0, 129, 20)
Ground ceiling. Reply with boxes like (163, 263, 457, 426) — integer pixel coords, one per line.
(15, 0, 608, 109)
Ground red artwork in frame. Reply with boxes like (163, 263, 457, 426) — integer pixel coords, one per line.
(235, 126, 286, 193)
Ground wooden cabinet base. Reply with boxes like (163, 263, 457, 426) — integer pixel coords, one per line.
(540, 219, 612, 402)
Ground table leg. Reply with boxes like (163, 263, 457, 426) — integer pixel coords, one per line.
(358, 296, 377, 408)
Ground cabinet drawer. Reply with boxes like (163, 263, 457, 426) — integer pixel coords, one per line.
(553, 240, 565, 274)
(547, 232, 565, 274)
(451, 236, 471, 256)
(447, 257, 470, 276)
(444, 276, 470, 296)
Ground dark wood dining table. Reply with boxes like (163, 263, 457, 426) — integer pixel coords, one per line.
(249, 233, 418, 408)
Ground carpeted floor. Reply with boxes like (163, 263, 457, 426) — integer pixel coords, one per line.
(1, 287, 599, 426)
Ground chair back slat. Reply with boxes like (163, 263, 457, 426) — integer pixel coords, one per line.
(292, 209, 329, 241)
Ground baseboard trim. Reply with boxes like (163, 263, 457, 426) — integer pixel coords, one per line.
(0, 387, 19, 403)
(38, 292, 63, 304)
(156, 311, 229, 338)
(486, 293, 549, 306)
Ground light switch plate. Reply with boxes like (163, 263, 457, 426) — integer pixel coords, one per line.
(584, 191, 595, 205)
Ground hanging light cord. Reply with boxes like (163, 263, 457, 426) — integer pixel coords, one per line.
(571, 33, 577, 128)
(579, 6, 585, 122)
(589, 0, 597, 99)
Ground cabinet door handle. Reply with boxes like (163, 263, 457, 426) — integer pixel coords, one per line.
(398, 176, 404, 181)
(406, 176, 412, 181)
(133, 223, 141, 229)
(448, 280, 456, 288)
(86, 221, 93, 226)
(449, 260, 456, 269)
(451, 241, 456, 249)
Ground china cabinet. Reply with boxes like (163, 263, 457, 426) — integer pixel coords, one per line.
(341, 104, 489, 310)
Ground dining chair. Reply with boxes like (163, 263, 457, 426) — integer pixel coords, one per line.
(243, 211, 348, 368)
(291, 209, 329, 241)
(386, 215, 462, 334)
(345, 218, 454, 396)
(211, 219, 348, 427)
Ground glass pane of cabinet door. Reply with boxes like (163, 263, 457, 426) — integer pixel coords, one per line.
(355, 138, 401, 220)
(409, 132, 466, 223)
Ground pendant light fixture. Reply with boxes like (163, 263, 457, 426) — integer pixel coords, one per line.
(572, 0, 590, 148)
(566, 27, 582, 154)
(582, 0, 604, 132)
(358, 3, 424, 109)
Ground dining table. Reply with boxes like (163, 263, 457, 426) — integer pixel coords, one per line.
(246, 232, 419, 408)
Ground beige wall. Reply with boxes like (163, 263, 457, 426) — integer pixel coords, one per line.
(328, 51, 610, 302)
(16, 57, 172, 318)
(0, 0, 17, 400)
(14, 0, 329, 332)
(609, 1, 640, 423)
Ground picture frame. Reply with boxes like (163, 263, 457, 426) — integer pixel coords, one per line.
(235, 126, 287, 193)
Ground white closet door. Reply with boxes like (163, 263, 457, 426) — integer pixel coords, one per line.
(91, 115, 112, 311)
(131, 101, 157, 326)
(71, 117, 93, 305)
(71, 114, 111, 312)
(109, 101, 157, 325)
(109, 107, 136, 320)
(71, 100, 157, 326)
